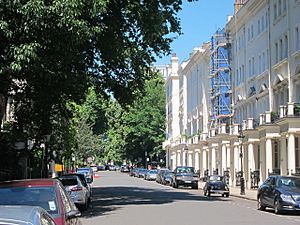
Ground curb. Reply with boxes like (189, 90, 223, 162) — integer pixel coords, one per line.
(198, 186, 257, 201)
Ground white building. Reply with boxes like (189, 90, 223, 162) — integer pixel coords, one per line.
(163, 0, 300, 190)
(163, 44, 211, 172)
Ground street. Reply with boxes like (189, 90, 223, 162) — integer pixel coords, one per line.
(81, 171, 300, 225)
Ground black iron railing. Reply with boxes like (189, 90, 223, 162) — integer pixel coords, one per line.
(250, 170, 260, 189)
(235, 171, 242, 186)
(224, 170, 230, 185)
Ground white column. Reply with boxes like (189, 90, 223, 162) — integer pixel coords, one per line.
(247, 142, 255, 189)
(234, 145, 239, 187)
(202, 149, 207, 176)
(226, 145, 231, 169)
(260, 140, 266, 182)
(288, 133, 296, 175)
(182, 151, 186, 166)
(177, 150, 181, 166)
(265, 138, 273, 177)
(280, 136, 287, 175)
(211, 147, 216, 173)
(194, 150, 200, 171)
(188, 151, 193, 167)
(221, 144, 227, 175)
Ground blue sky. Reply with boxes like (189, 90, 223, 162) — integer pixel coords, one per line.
(155, 0, 234, 65)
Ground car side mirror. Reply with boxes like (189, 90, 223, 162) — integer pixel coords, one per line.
(66, 210, 81, 219)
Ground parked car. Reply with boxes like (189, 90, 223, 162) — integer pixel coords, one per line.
(203, 175, 229, 197)
(145, 169, 158, 181)
(76, 167, 93, 183)
(58, 174, 91, 210)
(120, 165, 130, 172)
(0, 205, 56, 225)
(97, 165, 105, 171)
(161, 171, 173, 185)
(137, 168, 148, 178)
(90, 165, 98, 173)
(172, 166, 199, 189)
(156, 168, 170, 184)
(0, 179, 82, 225)
(257, 175, 300, 214)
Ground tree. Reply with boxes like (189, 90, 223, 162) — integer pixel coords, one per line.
(0, 0, 194, 175)
(0, 0, 194, 140)
(105, 72, 166, 164)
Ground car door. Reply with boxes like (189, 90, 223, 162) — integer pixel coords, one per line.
(265, 177, 276, 206)
(259, 177, 271, 206)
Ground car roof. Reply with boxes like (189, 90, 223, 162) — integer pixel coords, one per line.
(0, 205, 48, 224)
(0, 179, 57, 188)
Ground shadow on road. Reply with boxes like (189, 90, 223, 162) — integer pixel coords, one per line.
(82, 186, 231, 218)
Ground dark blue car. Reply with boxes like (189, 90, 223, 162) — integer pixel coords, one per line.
(257, 175, 300, 214)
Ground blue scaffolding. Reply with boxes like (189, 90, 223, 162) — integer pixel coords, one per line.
(210, 28, 232, 128)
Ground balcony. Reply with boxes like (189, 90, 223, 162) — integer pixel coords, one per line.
(279, 102, 300, 118)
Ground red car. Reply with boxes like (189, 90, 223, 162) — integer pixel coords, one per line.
(0, 179, 82, 225)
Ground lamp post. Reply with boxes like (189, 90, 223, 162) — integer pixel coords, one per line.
(184, 145, 188, 166)
(238, 126, 245, 195)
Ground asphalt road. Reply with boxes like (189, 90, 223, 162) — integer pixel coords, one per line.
(81, 171, 300, 225)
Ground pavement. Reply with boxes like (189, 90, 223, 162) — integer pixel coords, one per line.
(198, 181, 257, 201)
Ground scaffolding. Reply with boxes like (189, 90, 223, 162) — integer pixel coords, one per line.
(209, 28, 232, 129)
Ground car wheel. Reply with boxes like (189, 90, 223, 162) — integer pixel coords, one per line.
(192, 184, 198, 189)
(225, 193, 229, 198)
(274, 198, 281, 214)
(173, 181, 178, 188)
(257, 195, 266, 211)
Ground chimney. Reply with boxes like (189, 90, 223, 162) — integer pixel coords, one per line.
(234, 0, 247, 14)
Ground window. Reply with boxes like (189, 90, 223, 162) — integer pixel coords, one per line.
(296, 27, 300, 50)
(284, 35, 288, 58)
(248, 27, 250, 41)
(252, 57, 255, 76)
(251, 24, 254, 38)
(274, 3, 277, 20)
(280, 38, 283, 60)
(262, 52, 266, 71)
(259, 55, 262, 73)
(283, 0, 287, 12)
(275, 42, 278, 62)
(248, 59, 251, 76)
(262, 15, 265, 31)
(258, 20, 261, 34)
(278, 0, 282, 16)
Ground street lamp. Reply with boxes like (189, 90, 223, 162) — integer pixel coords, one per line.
(238, 126, 245, 195)
(184, 145, 188, 166)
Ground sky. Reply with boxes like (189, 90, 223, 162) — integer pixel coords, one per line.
(155, 0, 234, 66)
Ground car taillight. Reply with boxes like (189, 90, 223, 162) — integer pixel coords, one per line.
(71, 187, 83, 191)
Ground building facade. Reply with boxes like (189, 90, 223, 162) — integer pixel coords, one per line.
(163, 0, 300, 190)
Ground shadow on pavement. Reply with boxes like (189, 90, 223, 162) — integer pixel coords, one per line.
(82, 186, 231, 218)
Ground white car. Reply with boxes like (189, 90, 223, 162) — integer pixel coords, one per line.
(59, 175, 91, 210)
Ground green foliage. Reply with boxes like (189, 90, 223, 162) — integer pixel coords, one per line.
(104, 73, 166, 164)
(0, 0, 194, 168)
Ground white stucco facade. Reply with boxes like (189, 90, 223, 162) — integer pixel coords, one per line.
(163, 0, 300, 190)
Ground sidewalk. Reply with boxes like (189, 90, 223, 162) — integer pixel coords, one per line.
(198, 181, 257, 201)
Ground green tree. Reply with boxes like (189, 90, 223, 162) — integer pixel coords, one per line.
(105, 73, 166, 165)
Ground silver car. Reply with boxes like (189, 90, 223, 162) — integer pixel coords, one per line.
(0, 205, 56, 225)
(59, 175, 91, 210)
(145, 169, 158, 181)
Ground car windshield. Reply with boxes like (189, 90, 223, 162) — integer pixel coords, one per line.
(209, 176, 224, 182)
(0, 186, 59, 216)
(59, 177, 78, 186)
(278, 177, 300, 188)
(176, 167, 194, 173)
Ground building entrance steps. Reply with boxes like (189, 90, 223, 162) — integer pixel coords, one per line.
(198, 181, 257, 201)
